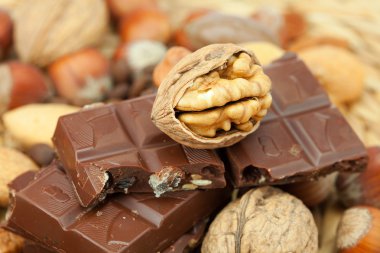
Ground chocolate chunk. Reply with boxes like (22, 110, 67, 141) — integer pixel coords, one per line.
(225, 53, 368, 187)
(5, 164, 230, 253)
(23, 219, 207, 253)
(53, 95, 226, 207)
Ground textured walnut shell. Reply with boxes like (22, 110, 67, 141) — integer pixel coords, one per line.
(202, 187, 318, 253)
(151, 43, 263, 149)
(13, 0, 108, 67)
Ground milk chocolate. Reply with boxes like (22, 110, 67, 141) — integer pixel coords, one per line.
(53, 95, 225, 207)
(6, 164, 230, 253)
(225, 53, 368, 187)
(23, 219, 207, 253)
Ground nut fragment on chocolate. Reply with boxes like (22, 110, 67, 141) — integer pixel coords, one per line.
(152, 44, 272, 149)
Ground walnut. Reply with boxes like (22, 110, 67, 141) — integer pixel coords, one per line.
(13, 0, 108, 66)
(202, 186, 318, 253)
(151, 44, 272, 149)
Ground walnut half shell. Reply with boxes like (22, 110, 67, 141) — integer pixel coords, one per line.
(151, 44, 272, 149)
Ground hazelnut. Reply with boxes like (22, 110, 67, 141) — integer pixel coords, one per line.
(281, 173, 336, 207)
(114, 40, 167, 74)
(48, 48, 112, 106)
(106, 0, 157, 19)
(337, 206, 380, 252)
(202, 186, 318, 253)
(153, 46, 191, 87)
(113, 40, 166, 98)
(13, 0, 109, 66)
(0, 61, 50, 114)
(152, 44, 272, 149)
(336, 146, 380, 208)
(119, 9, 171, 44)
(0, 10, 12, 60)
(125, 40, 167, 75)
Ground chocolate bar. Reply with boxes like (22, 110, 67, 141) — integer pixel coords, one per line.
(53, 95, 226, 207)
(5, 164, 230, 253)
(23, 219, 206, 253)
(225, 53, 368, 187)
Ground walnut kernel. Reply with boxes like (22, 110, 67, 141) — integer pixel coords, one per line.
(151, 44, 272, 149)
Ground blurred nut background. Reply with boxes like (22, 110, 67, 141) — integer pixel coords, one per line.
(0, 9, 12, 60)
(0, 61, 50, 114)
(13, 0, 109, 66)
(48, 48, 112, 106)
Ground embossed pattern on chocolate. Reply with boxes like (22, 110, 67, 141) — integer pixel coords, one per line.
(225, 53, 368, 187)
(6, 165, 230, 253)
(53, 95, 226, 207)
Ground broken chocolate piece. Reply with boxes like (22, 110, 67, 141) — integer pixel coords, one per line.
(23, 219, 207, 253)
(225, 53, 368, 187)
(5, 164, 230, 253)
(53, 95, 226, 207)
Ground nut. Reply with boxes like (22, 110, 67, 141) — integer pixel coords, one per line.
(153, 46, 191, 87)
(288, 35, 350, 52)
(299, 45, 364, 105)
(0, 228, 24, 253)
(175, 13, 277, 51)
(281, 173, 336, 207)
(173, 9, 211, 50)
(125, 40, 167, 74)
(2, 103, 79, 148)
(151, 44, 272, 149)
(181, 183, 198, 190)
(336, 146, 380, 208)
(190, 179, 212, 186)
(13, 0, 108, 66)
(119, 9, 171, 43)
(0, 10, 12, 60)
(113, 40, 167, 98)
(106, 0, 157, 19)
(148, 166, 185, 197)
(48, 48, 112, 106)
(337, 206, 380, 252)
(201, 186, 318, 253)
(0, 147, 38, 206)
(0, 61, 50, 114)
(240, 41, 285, 65)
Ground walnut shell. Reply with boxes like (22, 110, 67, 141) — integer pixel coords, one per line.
(151, 44, 271, 149)
(202, 186, 318, 253)
(13, 0, 108, 67)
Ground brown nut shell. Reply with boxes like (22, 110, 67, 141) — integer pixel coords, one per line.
(151, 43, 270, 149)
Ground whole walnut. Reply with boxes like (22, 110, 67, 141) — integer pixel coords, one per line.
(202, 186, 318, 253)
(13, 0, 108, 66)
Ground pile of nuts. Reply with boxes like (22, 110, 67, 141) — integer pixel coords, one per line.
(0, 0, 380, 252)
